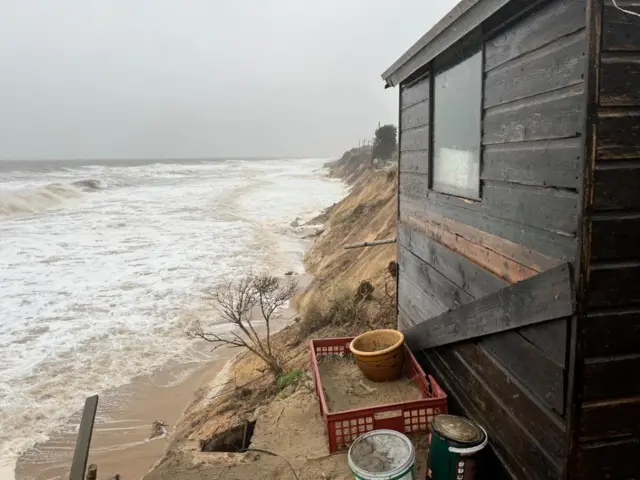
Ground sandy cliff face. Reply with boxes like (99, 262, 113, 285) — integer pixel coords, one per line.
(296, 150, 397, 313)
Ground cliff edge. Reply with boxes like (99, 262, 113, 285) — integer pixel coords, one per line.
(143, 148, 405, 480)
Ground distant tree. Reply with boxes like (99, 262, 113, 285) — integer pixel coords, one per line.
(372, 124, 398, 160)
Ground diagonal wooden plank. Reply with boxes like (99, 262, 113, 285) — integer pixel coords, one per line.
(69, 395, 99, 480)
(404, 263, 574, 351)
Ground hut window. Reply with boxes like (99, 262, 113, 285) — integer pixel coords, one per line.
(432, 49, 482, 199)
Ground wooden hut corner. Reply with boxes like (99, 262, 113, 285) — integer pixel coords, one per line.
(383, 0, 640, 478)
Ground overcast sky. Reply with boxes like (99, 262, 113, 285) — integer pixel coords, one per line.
(0, 0, 456, 160)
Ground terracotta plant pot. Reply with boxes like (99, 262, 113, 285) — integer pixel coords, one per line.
(349, 329, 405, 382)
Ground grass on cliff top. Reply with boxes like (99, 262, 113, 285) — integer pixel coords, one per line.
(277, 369, 303, 390)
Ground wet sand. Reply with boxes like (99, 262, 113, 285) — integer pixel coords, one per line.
(14, 275, 307, 480)
(14, 343, 238, 480)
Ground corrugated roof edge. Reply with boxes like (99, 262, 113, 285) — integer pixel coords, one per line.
(381, 0, 511, 88)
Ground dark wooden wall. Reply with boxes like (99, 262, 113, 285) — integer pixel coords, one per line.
(396, 0, 588, 478)
(568, 1, 640, 478)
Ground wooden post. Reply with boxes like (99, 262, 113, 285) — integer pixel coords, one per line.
(69, 395, 99, 480)
(85, 465, 97, 480)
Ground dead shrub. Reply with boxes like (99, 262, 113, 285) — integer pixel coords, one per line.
(298, 289, 367, 338)
(355, 280, 375, 301)
(387, 261, 398, 279)
(298, 301, 327, 338)
(325, 290, 367, 326)
(187, 272, 297, 378)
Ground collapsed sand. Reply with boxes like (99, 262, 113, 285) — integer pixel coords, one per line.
(317, 358, 424, 412)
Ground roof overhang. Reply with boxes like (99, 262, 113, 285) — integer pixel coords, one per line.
(381, 0, 512, 87)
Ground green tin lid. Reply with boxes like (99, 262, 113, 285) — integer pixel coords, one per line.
(432, 415, 483, 444)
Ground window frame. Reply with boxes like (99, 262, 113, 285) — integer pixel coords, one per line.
(429, 41, 484, 202)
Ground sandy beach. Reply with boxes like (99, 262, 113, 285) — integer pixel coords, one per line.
(14, 276, 306, 480)
(14, 343, 237, 480)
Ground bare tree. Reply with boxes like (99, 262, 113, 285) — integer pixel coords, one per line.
(188, 272, 298, 377)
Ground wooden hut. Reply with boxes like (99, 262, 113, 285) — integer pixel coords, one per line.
(382, 0, 640, 478)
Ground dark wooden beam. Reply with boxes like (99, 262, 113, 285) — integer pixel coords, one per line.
(69, 395, 99, 480)
(404, 263, 574, 350)
(382, 0, 510, 86)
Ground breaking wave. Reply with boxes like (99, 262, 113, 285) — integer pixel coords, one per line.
(0, 179, 102, 216)
(72, 179, 103, 191)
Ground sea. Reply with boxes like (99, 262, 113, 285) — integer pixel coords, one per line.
(0, 157, 347, 478)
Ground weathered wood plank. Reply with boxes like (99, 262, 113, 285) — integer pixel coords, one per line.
(404, 263, 574, 351)
(597, 109, 640, 159)
(594, 165, 640, 210)
(400, 194, 576, 262)
(399, 151, 429, 175)
(588, 262, 640, 307)
(600, 53, 640, 106)
(482, 138, 582, 189)
(581, 396, 640, 440)
(583, 353, 640, 400)
(69, 395, 99, 480)
(421, 349, 518, 480)
(400, 100, 430, 130)
(518, 319, 568, 368)
(484, 84, 584, 144)
(398, 309, 414, 330)
(402, 213, 538, 283)
(575, 437, 640, 480)
(399, 246, 473, 310)
(484, 30, 586, 108)
(400, 125, 430, 151)
(398, 274, 445, 324)
(420, 350, 522, 479)
(398, 223, 507, 297)
(584, 308, 640, 357)
(400, 76, 430, 109)
(455, 342, 566, 460)
(398, 223, 567, 366)
(397, 171, 430, 200)
(399, 172, 430, 203)
(401, 174, 579, 236)
(602, 1, 640, 51)
(482, 181, 579, 235)
(399, 204, 564, 270)
(591, 215, 640, 261)
(425, 348, 561, 479)
(484, 0, 586, 71)
(483, 331, 565, 413)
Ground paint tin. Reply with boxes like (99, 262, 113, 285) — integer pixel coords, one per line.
(427, 415, 488, 480)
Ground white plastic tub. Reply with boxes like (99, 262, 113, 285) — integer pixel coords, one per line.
(347, 429, 415, 480)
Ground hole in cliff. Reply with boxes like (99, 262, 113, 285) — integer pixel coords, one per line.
(200, 421, 256, 453)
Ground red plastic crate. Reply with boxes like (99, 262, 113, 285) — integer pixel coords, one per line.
(309, 336, 448, 453)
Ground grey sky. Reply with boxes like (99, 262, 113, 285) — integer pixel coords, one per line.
(0, 0, 456, 160)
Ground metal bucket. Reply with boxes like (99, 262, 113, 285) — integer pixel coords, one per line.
(348, 429, 416, 480)
(427, 415, 488, 480)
